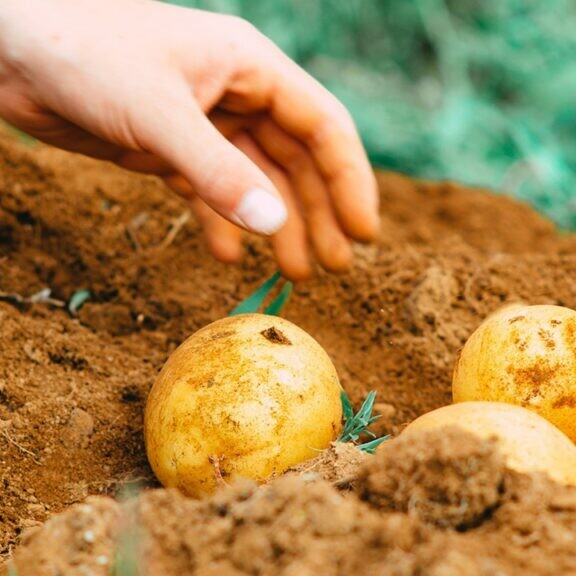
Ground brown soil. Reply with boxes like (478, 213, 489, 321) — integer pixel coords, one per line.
(1, 127, 576, 574)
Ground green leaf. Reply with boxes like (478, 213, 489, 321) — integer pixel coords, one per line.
(230, 272, 292, 316)
(263, 281, 293, 315)
(358, 435, 390, 454)
(229, 272, 281, 316)
(340, 389, 354, 422)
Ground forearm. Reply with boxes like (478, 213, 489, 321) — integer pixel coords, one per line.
(0, 0, 162, 84)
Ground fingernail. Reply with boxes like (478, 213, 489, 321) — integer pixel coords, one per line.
(234, 188, 287, 235)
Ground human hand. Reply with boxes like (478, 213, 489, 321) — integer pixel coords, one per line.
(0, 0, 379, 280)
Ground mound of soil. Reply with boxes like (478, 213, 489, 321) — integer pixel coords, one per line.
(1, 127, 576, 574)
(10, 429, 576, 576)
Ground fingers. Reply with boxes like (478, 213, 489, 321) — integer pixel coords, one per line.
(250, 118, 354, 274)
(225, 49, 380, 242)
(131, 84, 287, 237)
(270, 66, 380, 242)
(231, 132, 312, 281)
(210, 110, 355, 274)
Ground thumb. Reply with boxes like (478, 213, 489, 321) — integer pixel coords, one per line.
(136, 97, 287, 236)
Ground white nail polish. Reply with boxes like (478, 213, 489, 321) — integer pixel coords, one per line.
(234, 188, 287, 235)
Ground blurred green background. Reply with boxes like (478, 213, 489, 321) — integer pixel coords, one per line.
(167, 0, 576, 228)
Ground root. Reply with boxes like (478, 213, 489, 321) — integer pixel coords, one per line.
(158, 211, 190, 250)
(208, 455, 229, 489)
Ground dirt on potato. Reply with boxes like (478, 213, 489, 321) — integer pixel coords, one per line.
(1, 126, 576, 574)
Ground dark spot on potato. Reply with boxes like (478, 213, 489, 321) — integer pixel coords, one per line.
(508, 315, 525, 324)
(261, 327, 292, 345)
(207, 330, 234, 341)
(511, 332, 528, 351)
(508, 361, 559, 403)
(538, 328, 556, 349)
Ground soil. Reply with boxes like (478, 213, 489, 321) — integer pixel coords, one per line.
(1, 126, 576, 574)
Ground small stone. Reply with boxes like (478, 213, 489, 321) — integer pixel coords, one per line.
(83, 530, 95, 543)
(63, 408, 95, 448)
(26, 503, 45, 515)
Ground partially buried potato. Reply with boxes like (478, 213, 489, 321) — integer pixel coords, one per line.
(403, 401, 576, 486)
(453, 304, 576, 441)
(145, 313, 342, 497)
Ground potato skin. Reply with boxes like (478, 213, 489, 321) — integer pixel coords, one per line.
(453, 304, 576, 441)
(145, 314, 342, 497)
(403, 402, 576, 486)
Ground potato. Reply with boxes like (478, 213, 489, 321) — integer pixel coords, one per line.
(144, 313, 342, 497)
(403, 401, 576, 486)
(452, 304, 576, 441)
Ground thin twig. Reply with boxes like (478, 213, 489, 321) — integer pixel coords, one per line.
(33, 294, 66, 308)
(2, 429, 41, 463)
(158, 210, 191, 249)
(0, 289, 65, 309)
(0, 291, 24, 305)
(125, 227, 142, 252)
(125, 212, 149, 252)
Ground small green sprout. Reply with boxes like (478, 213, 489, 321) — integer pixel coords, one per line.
(338, 390, 389, 454)
(230, 271, 292, 316)
(67, 288, 91, 316)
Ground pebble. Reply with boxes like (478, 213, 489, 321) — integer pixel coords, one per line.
(64, 408, 95, 448)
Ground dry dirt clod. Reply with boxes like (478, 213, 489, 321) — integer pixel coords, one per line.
(62, 408, 95, 449)
(357, 427, 506, 529)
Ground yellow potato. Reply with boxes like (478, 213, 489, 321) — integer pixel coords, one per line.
(144, 313, 342, 497)
(453, 304, 576, 441)
(403, 401, 576, 486)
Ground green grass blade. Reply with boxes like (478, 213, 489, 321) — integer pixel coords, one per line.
(263, 281, 292, 316)
(358, 435, 390, 454)
(338, 390, 387, 449)
(229, 272, 281, 316)
(340, 390, 354, 422)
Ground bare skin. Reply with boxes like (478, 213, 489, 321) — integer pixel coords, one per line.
(0, 0, 379, 280)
